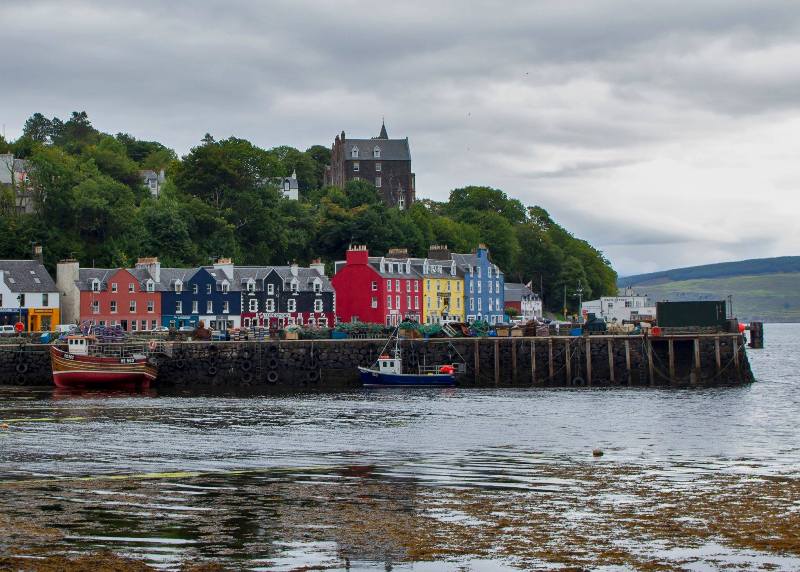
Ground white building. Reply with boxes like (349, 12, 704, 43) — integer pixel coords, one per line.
(279, 170, 299, 200)
(139, 169, 166, 197)
(0, 259, 61, 331)
(504, 282, 543, 320)
(582, 287, 655, 323)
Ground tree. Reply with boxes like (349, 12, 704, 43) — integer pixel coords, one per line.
(305, 144, 331, 190)
(84, 136, 141, 189)
(22, 113, 53, 142)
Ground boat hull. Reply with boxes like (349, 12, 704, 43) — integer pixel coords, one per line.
(50, 346, 157, 389)
(358, 367, 455, 387)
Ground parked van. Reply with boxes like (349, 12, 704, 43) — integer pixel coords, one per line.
(0, 325, 17, 336)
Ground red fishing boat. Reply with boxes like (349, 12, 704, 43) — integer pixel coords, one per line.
(50, 334, 158, 389)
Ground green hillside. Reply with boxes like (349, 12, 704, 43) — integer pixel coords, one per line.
(632, 273, 800, 322)
(618, 256, 800, 287)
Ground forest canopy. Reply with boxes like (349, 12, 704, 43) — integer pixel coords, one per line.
(0, 111, 617, 313)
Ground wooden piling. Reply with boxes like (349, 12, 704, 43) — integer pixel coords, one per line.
(715, 336, 721, 373)
(694, 338, 701, 385)
(608, 339, 615, 384)
(474, 339, 480, 380)
(494, 338, 500, 386)
(647, 340, 655, 386)
(732, 335, 740, 380)
(748, 322, 764, 349)
(565, 339, 572, 384)
(530, 340, 536, 385)
(668, 339, 675, 382)
(585, 337, 592, 386)
(548, 338, 554, 382)
(511, 339, 517, 383)
(625, 339, 631, 386)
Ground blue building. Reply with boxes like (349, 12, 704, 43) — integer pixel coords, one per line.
(451, 244, 506, 324)
(160, 260, 241, 330)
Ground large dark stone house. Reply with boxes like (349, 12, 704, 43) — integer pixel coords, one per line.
(324, 122, 415, 209)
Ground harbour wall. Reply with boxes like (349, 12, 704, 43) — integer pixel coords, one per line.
(0, 334, 754, 390)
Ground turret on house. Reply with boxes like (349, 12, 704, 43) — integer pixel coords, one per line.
(324, 121, 415, 209)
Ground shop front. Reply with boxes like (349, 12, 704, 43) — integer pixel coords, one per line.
(28, 308, 60, 332)
(0, 308, 28, 329)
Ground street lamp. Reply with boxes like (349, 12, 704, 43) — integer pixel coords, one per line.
(575, 280, 584, 323)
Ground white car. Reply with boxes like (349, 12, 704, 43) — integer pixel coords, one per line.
(0, 325, 17, 336)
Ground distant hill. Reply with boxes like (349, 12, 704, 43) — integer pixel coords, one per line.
(619, 257, 800, 322)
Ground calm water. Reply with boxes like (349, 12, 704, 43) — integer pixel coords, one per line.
(1, 324, 798, 570)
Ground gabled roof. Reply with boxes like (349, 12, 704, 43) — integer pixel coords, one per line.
(158, 267, 195, 290)
(268, 267, 334, 292)
(76, 268, 116, 291)
(344, 138, 411, 161)
(367, 256, 420, 279)
(205, 267, 236, 286)
(0, 260, 57, 293)
(407, 257, 456, 278)
(451, 252, 503, 275)
(504, 282, 537, 302)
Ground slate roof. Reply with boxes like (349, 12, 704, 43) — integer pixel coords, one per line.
(269, 266, 334, 292)
(205, 267, 236, 287)
(76, 268, 116, 290)
(235, 267, 272, 290)
(504, 282, 538, 302)
(158, 268, 195, 290)
(344, 138, 411, 161)
(407, 257, 457, 278)
(367, 256, 420, 279)
(0, 260, 57, 293)
(451, 252, 503, 276)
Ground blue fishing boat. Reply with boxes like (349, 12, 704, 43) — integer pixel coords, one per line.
(358, 331, 464, 387)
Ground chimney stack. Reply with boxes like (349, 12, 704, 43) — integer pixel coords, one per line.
(213, 257, 234, 280)
(427, 244, 451, 261)
(135, 257, 161, 283)
(32, 243, 43, 264)
(345, 245, 369, 265)
(310, 258, 326, 277)
(387, 248, 408, 260)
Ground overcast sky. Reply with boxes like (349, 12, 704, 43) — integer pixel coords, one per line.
(2, 0, 799, 275)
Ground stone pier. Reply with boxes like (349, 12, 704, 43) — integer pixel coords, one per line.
(0, 334, 754, 390)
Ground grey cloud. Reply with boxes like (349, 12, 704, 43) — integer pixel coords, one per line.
(2, 0, 799, 274)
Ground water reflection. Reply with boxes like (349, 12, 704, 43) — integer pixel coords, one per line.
(0, 324, 798, 570)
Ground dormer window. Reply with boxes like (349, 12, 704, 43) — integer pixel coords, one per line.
(313, 280, 321, 293)
(175, 281, 182, 293)
(373, 146, 380, 158)
(91, 279, 100, 292)
(146, 280, 154, 292)
(290, 279, 298, 293)
(247, 280, 255, 293)
(221, 282, 229, 293)
(351, 146, 359, 158)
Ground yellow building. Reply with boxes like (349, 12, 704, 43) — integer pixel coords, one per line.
(410, 257, 464, 323)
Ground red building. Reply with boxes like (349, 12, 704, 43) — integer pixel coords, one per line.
(332, 246, 422, 326)
(77, 267, 161, 331)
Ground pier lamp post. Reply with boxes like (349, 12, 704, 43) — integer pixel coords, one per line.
(575, 280, 584, 323)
